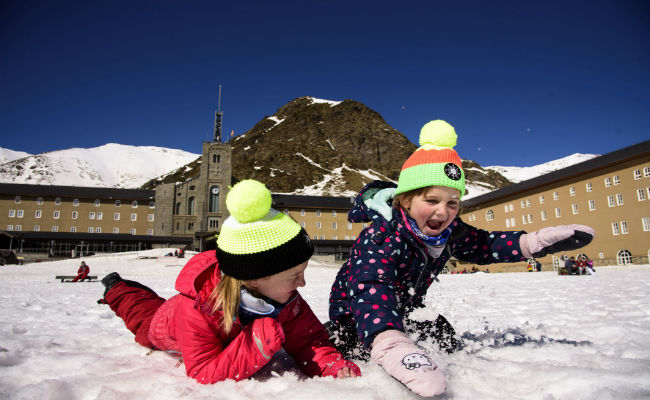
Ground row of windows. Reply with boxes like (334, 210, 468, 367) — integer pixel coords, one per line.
(492, 190, 649, 220)
(298, 221, 351, 230)
(294, 209, 339, 217)
(5, 225, 154, 235)
(12, 196, 154, 208)
(504, 216, 649, 234)
(7, 209, 155, 221)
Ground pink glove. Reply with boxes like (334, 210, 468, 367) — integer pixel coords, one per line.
(519, 224, 595, 258)
(371, 330, 445, 397)
(250, 317, 286, 361)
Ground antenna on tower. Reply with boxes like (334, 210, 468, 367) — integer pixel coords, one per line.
(213, 85, 223, 142)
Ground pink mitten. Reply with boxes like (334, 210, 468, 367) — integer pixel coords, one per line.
(519, 224, 594, 258)
(371, 330, 445, 397)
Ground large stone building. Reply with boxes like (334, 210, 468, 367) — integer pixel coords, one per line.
(460, 140, 650, 272)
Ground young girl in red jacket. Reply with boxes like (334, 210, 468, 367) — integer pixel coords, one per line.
(99, 179, 360, 383)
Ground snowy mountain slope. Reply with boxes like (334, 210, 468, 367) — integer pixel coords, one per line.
(485, 153, 599, 183)
(0, 147, 31, 164)
(0, 143, 199, 188)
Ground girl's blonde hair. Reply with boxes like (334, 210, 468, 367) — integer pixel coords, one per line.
(392, 186, 463, 213)
(209, 274, 244, 335)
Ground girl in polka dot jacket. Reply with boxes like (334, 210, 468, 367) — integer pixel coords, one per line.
(326, 120, 594, 397)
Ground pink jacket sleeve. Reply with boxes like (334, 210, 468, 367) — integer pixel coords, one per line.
(279, 295, 361, 378)
(178, 299, 286, 384)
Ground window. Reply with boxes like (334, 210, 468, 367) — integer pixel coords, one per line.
(586, 182, 592, 192)
(620, 220, 628, 234)
(644, 167, 650, 177)
(616, 193, 624, 206)
(541, 210, 547, 221)
(149, 201, 155, 209)
(634, 170, 642, 180)
(604, 177, 612, 187)
(51, 226, 58, 232)
(16, 210, 24, 218)
(130, 228, 136, 235)
(316, 210, 321, 217)
(332, 222, 338, 229)
(95, 227, 102, 233)
(147, 229, 154, 235)
(607, 195, 615, 207)
(6, 225, 13, 230)
(642, 217, 650, 232)
(55, 197, 61, 205)
(209, 219, 219, 229)
(522, 215, 527, 225)
(301, 221, 306, 228)
(37, 197, 43, 205)
(35, 210, 42, 218)
(71, 211, 78, 219)
(613, 175, 620, 185)
(506, 218, 512, 228)
(486, 210, 494, 221)
(70, 226, 77, 233)
(347, 222, 353, 230)
(148, 214, 154, 221)
(509, 204, 514, 211)
(553, 192, 559, 200)
(637, 189, 647, 201)
(114, 213, 120, 221)
(572, 204, 579, 214)
(555, 208, 561, 218)
(187, 197, 195, 215)
(569, 187, 576, 196)
(97, 212, 103, 220)
(115, 200, 121, 207)
(526, 199, 531, 208)
(14, 196, 21, 204)
(113, 228, 119, 234)
(8, 209, 15, 218)
(520, 200, 526, 209)
(88, 227, 94, 233)
(89, 212, 95, 219)
(317, 222, 322, 229)
(73, 198, 79, 206)
(132, 200, 138, 208)
(332, 210, 337, 217)
(175, 203, 181, 215)
(611, 222, 620, 235)
(131, 213, 137, 221)
(94, 199, 101, 206)
(53, 210, 60, 219)
(188, 222, 194, 230)
(504, 205, 509, 213)
(332, 235, 338, 240)
(320, 235, 325, 240)
(209, 186, 220, 213)
(300, 209, 305, 216)
(588, 200, 596, 211)
(15, 225, 21, 231)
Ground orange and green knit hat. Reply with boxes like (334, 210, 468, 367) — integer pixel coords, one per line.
(216, 179, 313, 280)
(395, 120, 465, 198)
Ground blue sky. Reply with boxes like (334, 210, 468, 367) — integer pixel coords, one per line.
(1, 0, 648, 166)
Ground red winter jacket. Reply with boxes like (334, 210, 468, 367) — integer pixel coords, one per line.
(147, 251, 359, 384)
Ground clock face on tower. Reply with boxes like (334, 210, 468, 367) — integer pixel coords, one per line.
(211, 187, 220, 195)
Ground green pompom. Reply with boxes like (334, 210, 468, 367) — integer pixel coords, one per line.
(226, 179, 272, 223)
(419, 120, 457, 148)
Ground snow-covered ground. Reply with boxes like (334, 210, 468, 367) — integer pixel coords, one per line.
(1, 249, 649, 400)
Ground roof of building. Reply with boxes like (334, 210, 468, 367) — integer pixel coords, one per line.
(0, 183, 155, 200)
(272, 193, 355, 209)
(463, 140, 650, 210)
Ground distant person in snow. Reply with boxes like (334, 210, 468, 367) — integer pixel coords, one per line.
(71, 261, 90, 282)
(98, 180, 360, 384)
(325, 120, 595, 397)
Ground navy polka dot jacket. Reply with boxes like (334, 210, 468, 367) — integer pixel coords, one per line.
(328, 181, 527, 348)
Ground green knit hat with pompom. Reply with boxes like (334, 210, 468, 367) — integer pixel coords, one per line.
(216, 179, 313, 280)
(395, 119, 465, 198)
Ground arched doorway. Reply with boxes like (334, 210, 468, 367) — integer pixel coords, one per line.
(616, 249, 632, 266)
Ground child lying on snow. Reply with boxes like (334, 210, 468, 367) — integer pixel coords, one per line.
(326, 120, 594, 397)
(99, 179, 360, 383)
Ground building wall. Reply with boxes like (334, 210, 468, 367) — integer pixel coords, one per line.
(282, 207, 366, 240)
(460, 158, 650, 272)
(1, 193, 156, 235)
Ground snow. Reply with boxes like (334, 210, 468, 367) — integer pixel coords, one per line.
(1, 249, 649, 399)
(0, 147, 31, 164)
(308, 97, 341, 107)
(485, 153, 599, 183)
(0, 144, 199, 188)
